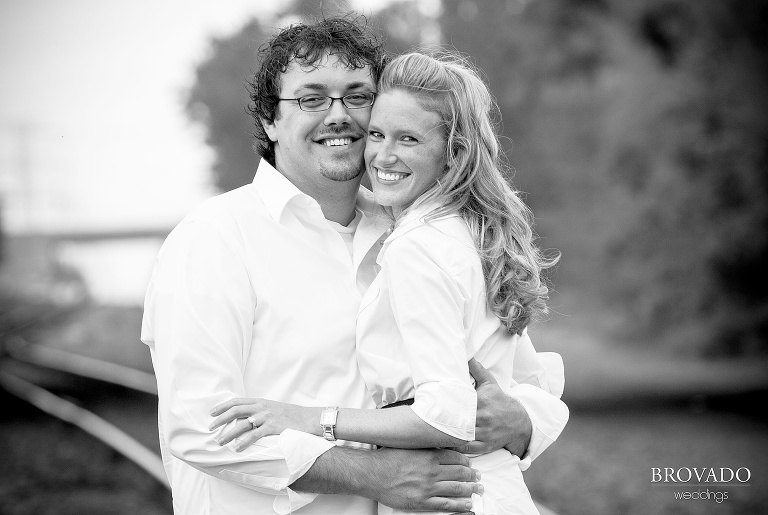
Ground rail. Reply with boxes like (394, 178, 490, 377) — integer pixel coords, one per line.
(0, 367, 168, 487)
(1, 338, 562, 514)
(1, 335, 169, 490)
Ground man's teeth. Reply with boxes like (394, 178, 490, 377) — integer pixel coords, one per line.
(322, 138, 351, 146)
(377, 169, 409, 181)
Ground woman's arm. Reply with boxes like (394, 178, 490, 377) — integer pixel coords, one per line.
(211, 224, 477, 452)
(209, 399, 467, 451)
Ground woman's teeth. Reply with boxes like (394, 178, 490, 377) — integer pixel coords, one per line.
(377, 169, 409, 182)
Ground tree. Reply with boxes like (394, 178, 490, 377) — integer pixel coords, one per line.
(185, 0, 768, 355)
(602, 0, 768, 354)
(185, 18, 269, 192)
(438, 0, 768, 355)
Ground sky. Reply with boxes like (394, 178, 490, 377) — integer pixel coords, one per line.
(0, 0, 393, 234)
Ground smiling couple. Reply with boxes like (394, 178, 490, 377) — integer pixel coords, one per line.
(141, 15, 568, 515)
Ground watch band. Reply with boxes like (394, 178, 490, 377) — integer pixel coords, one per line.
(320, 406, 338, 441)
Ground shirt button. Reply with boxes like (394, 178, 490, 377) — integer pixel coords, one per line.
(273, 483, 282, 490)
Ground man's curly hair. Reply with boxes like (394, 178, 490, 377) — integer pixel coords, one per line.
(248, 16, 388, 165)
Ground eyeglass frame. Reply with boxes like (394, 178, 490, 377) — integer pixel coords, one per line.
(277, 92, 376, 112)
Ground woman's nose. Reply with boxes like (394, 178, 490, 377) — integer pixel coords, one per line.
(373, 143, 398, 166)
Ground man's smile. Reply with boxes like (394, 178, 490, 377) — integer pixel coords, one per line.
(321, 137, 352, 147)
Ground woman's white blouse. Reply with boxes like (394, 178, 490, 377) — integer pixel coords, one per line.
(356, 202, 565, 447)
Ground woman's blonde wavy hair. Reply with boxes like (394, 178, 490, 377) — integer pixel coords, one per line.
(379, 51, 559, 335)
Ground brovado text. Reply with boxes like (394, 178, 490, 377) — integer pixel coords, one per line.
(651, 467, 751, 483)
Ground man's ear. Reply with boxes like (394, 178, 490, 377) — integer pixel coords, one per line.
(262, 118, 278, 142)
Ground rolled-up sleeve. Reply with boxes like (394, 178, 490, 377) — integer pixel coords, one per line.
(382, 238, 477, 442)
(141, 219, 332, 511)
(508, 330, 569, 469)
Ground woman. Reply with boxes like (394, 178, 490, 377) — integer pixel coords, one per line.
(210, 52, 558, 514)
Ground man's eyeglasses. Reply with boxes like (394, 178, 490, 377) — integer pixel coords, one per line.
(277, 93, 375, 112)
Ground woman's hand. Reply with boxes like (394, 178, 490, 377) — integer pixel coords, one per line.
(209, 398, 322, 451)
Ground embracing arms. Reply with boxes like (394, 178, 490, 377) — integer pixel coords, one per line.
(292, 446, 480, 513)
(142, 220, 481, 512)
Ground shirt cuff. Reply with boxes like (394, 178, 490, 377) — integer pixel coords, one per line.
(411, 381, 477, 441)
(509, 383, 569, 467)
(536, 352, 565, 398)
(273, 429, 335, 514)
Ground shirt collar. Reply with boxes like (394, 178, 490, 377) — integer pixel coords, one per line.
(375, 200, 447, 261)
(253, 158, 393, 229)
(252, 158, 309, 222)
(355, 185, 392, 222)
(392, 199, 445, 236)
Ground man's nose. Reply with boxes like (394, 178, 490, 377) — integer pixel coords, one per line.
(323, 98, 353, 125)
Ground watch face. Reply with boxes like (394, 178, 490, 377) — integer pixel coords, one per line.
(321, 408, 337, 425)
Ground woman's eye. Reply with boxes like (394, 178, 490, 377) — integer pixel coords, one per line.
(402, 135, 417, 142)
(368, 131, 383, 139)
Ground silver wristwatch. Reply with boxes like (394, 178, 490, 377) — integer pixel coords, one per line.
(320, 406, 338, 441)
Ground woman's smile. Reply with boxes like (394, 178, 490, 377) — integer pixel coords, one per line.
(364, 90, 447, 212)
(373, 166, 411, 182)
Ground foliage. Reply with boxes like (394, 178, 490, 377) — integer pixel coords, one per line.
(185, 0, 768, 355)
(436, 0, 768, 355)
(601, 0, 768, 354)
(185, 19, 267, 192)
(185, 0, 393, 192)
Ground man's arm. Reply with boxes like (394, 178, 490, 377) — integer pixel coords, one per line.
(451, 357, 569, 463)
(451, 359, 533, 457)
(293, 446, 481, 513)
(144, 219, 482, 512)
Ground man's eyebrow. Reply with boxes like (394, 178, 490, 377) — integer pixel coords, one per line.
(293, 81, 374, 95)
(346, 82, 373, 90)
(293, 83, 327, 94)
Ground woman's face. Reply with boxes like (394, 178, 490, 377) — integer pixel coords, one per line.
(364, 90, 447, 215)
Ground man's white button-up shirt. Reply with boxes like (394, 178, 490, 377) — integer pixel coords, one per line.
(141, 159, 567, 514)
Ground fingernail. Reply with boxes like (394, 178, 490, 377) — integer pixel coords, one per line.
(465, 501, 473, 510)
(477, 484, 484, 494)
(474, 469, 481, 481)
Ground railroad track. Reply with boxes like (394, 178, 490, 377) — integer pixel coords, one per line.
(0, 337, 168, 488)
(0, 337, 560, 515)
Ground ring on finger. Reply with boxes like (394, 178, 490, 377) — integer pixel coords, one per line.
(247, 416, 257, 430)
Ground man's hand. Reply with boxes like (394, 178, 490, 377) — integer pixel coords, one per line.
(450, 358, 532, 457)
(373, 448, 482, 512)
(292, 446, 482, 513)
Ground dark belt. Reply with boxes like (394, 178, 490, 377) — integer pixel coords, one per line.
(380, 398, 415, 409)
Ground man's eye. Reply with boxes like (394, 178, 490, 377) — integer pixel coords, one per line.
(300, 96, 327, 107)
(344, 93, 370, 105)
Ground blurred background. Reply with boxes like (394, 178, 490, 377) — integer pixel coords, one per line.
(1, 0, 766, 513)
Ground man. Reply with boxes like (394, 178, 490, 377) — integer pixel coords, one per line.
(142, 16, 567, 515)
